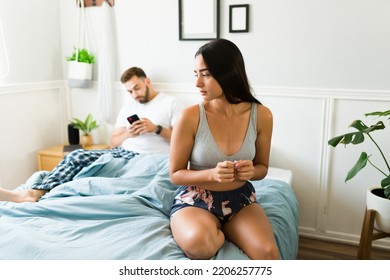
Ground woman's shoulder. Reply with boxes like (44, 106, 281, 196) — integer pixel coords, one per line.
(176, 103, 201, 125)
(173, 103, 201, 136)
(181, 103, 201, 116)
(256, 103, 272, 115)
(256, 103, 273, 123)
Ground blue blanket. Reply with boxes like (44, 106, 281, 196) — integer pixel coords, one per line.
(0, 153, 299, 260)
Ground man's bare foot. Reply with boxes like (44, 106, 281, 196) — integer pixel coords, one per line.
(0, 188, 47, 203)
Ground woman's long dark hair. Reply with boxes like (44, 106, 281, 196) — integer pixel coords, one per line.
(195, 38, 260, 104)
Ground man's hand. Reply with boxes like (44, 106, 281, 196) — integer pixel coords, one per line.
(128, 118, 156, 136)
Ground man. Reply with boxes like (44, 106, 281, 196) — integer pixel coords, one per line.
(0, 67, 184, 202)
(111, 67, 182, 154)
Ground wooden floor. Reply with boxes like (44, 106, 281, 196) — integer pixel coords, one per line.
(297, 237, 390, 260)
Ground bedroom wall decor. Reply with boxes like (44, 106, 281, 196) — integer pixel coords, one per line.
(229, 4, 249, 33)
(178, 0, 220, 40)
(67, 0, 94, 88)
(82, 0, 115, 7)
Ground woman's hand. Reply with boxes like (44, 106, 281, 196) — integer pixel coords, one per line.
(233, 160, 255, 181)
(212, 161, 236, 182)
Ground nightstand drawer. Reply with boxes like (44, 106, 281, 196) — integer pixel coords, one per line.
(37, 144, 111, 171)
(38, 155, 63, 171)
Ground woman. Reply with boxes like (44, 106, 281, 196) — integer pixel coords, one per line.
(169, 38, 278, 260)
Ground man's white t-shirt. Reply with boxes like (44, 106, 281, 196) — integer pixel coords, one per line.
(115, 92, 184, 154)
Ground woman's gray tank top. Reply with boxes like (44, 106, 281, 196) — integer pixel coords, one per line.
(189, 102, 257, 170)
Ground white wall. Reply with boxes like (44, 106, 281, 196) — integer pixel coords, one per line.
(1, 1, 389, 92)
(0, 0, 389, 250)
(0, 0, 62, 84)
(0, 0, 65, 188)
(57, 0, 390, 89)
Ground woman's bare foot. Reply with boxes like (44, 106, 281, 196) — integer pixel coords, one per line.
(0, 188, 47, 202)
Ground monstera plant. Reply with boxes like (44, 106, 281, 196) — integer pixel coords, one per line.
(328, 110, 390, 199)
(329, 109, 390, 234)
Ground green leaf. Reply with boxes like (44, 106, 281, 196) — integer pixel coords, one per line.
(349, 120, 368, 131)
(350, 120, 385, 134)
(351, 132, 364, 144)
(70, 113, 99, 136)
(365, 110, 390, 119)
(328, 135, 344, 147)
(66, 48, 95, 64)
(328, 121, 385, 148)
(381, 176, 390, 199)
(342, 133, 353, 145)
(345, 152, 369, 182)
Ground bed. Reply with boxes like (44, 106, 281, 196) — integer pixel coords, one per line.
(0, 153, 298, 260)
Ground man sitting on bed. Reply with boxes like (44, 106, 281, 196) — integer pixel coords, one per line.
(0, 66, 184, 203)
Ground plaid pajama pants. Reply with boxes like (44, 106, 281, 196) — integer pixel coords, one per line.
(31, 147, 138, 190)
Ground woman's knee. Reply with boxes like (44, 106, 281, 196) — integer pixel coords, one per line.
(250, 242, 280, 260)
(179, 228, 224, 260)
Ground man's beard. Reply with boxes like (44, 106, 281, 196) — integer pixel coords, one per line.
(139, 86, 150, 103)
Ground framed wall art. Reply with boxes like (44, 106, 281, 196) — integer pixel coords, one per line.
(229, 4, 249, 33)
(179, 0, 220, 40)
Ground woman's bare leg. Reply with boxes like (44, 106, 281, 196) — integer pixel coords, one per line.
(170, 207, 225, 259)
(0, 188, 47, 202)
(223, 203, 280, 260)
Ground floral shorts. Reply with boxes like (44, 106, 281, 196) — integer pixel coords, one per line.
(170, 181, 257, 223)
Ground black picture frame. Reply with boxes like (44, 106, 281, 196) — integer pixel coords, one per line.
(229, 4, 249, 33)
(179, 0, 220, 40)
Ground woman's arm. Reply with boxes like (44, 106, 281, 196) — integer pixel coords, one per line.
(170, 105, 238, 187)
(250, 104, 273, 180)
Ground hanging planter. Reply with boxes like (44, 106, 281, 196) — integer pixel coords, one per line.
(67, 0, 95, 88)
(66, 48, 95, 88)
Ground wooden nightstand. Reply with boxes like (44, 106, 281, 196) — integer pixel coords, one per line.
(37, 144, 111, 171)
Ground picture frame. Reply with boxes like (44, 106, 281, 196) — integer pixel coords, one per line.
(229, 4, 249, 33)
(179, 0, 220, 41)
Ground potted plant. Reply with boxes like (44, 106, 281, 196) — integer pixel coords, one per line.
(328, 110, 390, 233)
(70, 113, 99, 148)
(66, 48, 95, 88)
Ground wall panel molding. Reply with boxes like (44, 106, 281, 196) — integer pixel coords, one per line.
(0, 81, 68, 189)
(0, 81, 65, 95)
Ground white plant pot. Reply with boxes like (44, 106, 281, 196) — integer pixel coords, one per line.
(68, 61, 93, 88)
(366, 186, 390, 233)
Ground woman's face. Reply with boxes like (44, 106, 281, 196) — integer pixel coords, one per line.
(194, 54, 223, 101)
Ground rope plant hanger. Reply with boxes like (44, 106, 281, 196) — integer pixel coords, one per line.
(67, 0, 95, 88)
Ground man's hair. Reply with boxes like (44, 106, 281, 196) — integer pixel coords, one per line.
(120, 67, 147, 83)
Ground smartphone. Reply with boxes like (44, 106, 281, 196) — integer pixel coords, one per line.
(127, 114, 140, 124)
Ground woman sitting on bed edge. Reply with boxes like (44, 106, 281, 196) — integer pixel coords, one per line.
(169, 38, 278, 260)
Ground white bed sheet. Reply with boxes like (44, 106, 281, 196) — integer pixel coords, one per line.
(266, 167, 293, 185)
